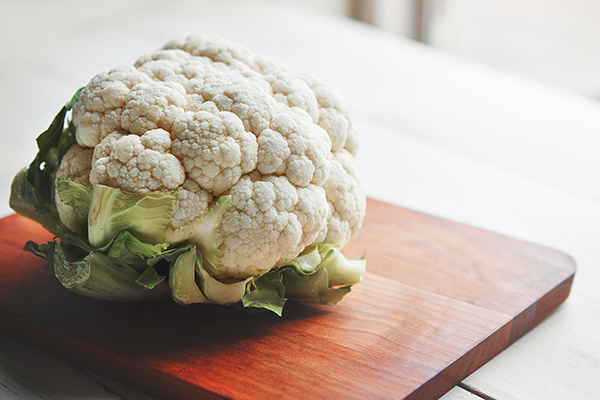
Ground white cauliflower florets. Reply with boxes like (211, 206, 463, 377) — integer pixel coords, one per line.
(63, 35, 366, 279)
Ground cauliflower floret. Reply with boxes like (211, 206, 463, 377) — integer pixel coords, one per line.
(322, 150, 367, 246)
(72, 66, 153, 147)
(170, 178, 214, 230)
(121, 81, 187, 135)
(171, 105, 258, 194)
(217, 173, 330, 278)
(298, 73, 360, 155)
(263, 71, 320, 123)
(56, 144, 93, 186)
(64, 35, 366, 279)
(263, 109, 332, 187)
(90, 129, 186, 193)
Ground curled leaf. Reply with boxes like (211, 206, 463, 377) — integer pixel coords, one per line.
(241, 243, 366, 315)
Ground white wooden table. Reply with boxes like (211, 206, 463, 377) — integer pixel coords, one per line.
(1, 1, 598, 399)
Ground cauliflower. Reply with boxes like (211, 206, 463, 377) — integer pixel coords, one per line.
(10, 36, 366, 315)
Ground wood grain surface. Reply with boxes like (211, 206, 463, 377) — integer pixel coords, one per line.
(0, 199, 575, 400)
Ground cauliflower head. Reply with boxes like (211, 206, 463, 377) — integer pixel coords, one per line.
(61, 36, 365, 279)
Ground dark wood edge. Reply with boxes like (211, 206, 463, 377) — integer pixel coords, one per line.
(509, 273, 575, 344)
(405, 268, 575, 400)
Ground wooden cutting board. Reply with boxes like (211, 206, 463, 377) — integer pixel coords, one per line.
(0, 198, 575, 400)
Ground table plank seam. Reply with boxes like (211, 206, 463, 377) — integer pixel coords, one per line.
(457, 382, 499, 400)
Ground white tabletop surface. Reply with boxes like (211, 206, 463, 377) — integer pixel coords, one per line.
(1, 1, 599, 399)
